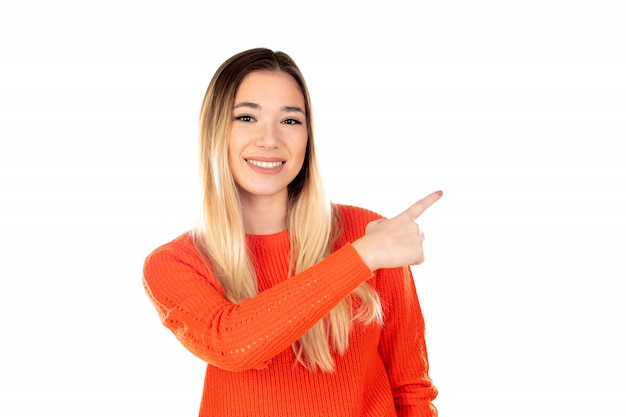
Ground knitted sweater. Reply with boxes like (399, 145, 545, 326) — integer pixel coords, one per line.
(143, 204, 438, 417)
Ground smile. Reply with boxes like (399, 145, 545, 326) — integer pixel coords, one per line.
(246, 159, 285, 169)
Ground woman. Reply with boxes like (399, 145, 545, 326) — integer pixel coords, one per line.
(143, 48, 441, 417)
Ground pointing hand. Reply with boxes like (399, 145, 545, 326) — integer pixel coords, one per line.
(352, 191, 443, 271)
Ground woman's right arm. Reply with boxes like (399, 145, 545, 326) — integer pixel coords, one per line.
(143, 239, 371, 372)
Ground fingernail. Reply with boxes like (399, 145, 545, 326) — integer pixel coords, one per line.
(436, 190, 443, 196)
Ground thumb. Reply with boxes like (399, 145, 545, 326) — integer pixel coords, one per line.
(365, 218, 385, 233)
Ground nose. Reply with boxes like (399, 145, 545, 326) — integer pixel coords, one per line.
(254, 122, 280, 149)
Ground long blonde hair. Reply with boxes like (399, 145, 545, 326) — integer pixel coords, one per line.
(193, 48, 382, 372)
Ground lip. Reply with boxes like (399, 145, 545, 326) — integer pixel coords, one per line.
(244, 156, 286, 162)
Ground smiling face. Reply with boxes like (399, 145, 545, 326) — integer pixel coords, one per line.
(228, 70, 308, 206)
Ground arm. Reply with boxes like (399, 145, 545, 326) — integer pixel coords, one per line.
(142, 238, 372, 372)
(377, 265, 438, 417)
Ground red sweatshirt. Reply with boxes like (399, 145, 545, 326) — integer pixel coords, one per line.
(143, 204, 438, 416)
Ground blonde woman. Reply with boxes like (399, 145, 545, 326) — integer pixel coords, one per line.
(143, 48, 442, 417)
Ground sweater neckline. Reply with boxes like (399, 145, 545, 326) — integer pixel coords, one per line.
(246, 229, 290, 249)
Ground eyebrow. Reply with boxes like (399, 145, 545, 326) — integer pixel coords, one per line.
(233, 102, 305, 115)
(234, 102, 261, 110)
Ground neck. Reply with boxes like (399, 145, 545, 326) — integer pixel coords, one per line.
(239, 191, 289, 235)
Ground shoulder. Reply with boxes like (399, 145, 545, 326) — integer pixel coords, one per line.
(143, 232, 224, 293)
(333, 203, 386, 244)
(144, 232, 206, 272)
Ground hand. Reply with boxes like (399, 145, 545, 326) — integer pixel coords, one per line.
(352, 191, 443, 271)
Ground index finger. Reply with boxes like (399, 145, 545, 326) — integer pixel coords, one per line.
(402, 190, 443, 220)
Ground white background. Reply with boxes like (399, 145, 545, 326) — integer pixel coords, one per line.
(1, 0, 624, 416)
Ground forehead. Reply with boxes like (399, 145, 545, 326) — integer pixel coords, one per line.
(235, 71, 304, 106)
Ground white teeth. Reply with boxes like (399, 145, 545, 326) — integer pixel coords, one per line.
(246, 159, 283, 169)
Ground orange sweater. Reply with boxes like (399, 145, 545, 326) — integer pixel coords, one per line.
(143, 204, 438, 417)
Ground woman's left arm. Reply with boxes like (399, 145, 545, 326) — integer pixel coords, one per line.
(376, 265, 439, 417)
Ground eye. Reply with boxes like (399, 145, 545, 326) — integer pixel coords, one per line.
(282, 118, 302, 125)
(235, 115, 255, 122)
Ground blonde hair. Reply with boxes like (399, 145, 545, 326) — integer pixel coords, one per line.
(193, 48, 382, 372)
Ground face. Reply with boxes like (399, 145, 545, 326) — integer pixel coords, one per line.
(228, 70, 308, 205)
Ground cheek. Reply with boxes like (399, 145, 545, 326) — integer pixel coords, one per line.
(294, 134, 308, 160)
(227, 131, 243, 161)
(298, 147, 308, 165)
(226, 139, 242, 178)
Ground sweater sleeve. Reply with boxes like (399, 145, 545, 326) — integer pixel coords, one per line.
(376, 265, 439, 417)
(142, 238, 372, 372)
